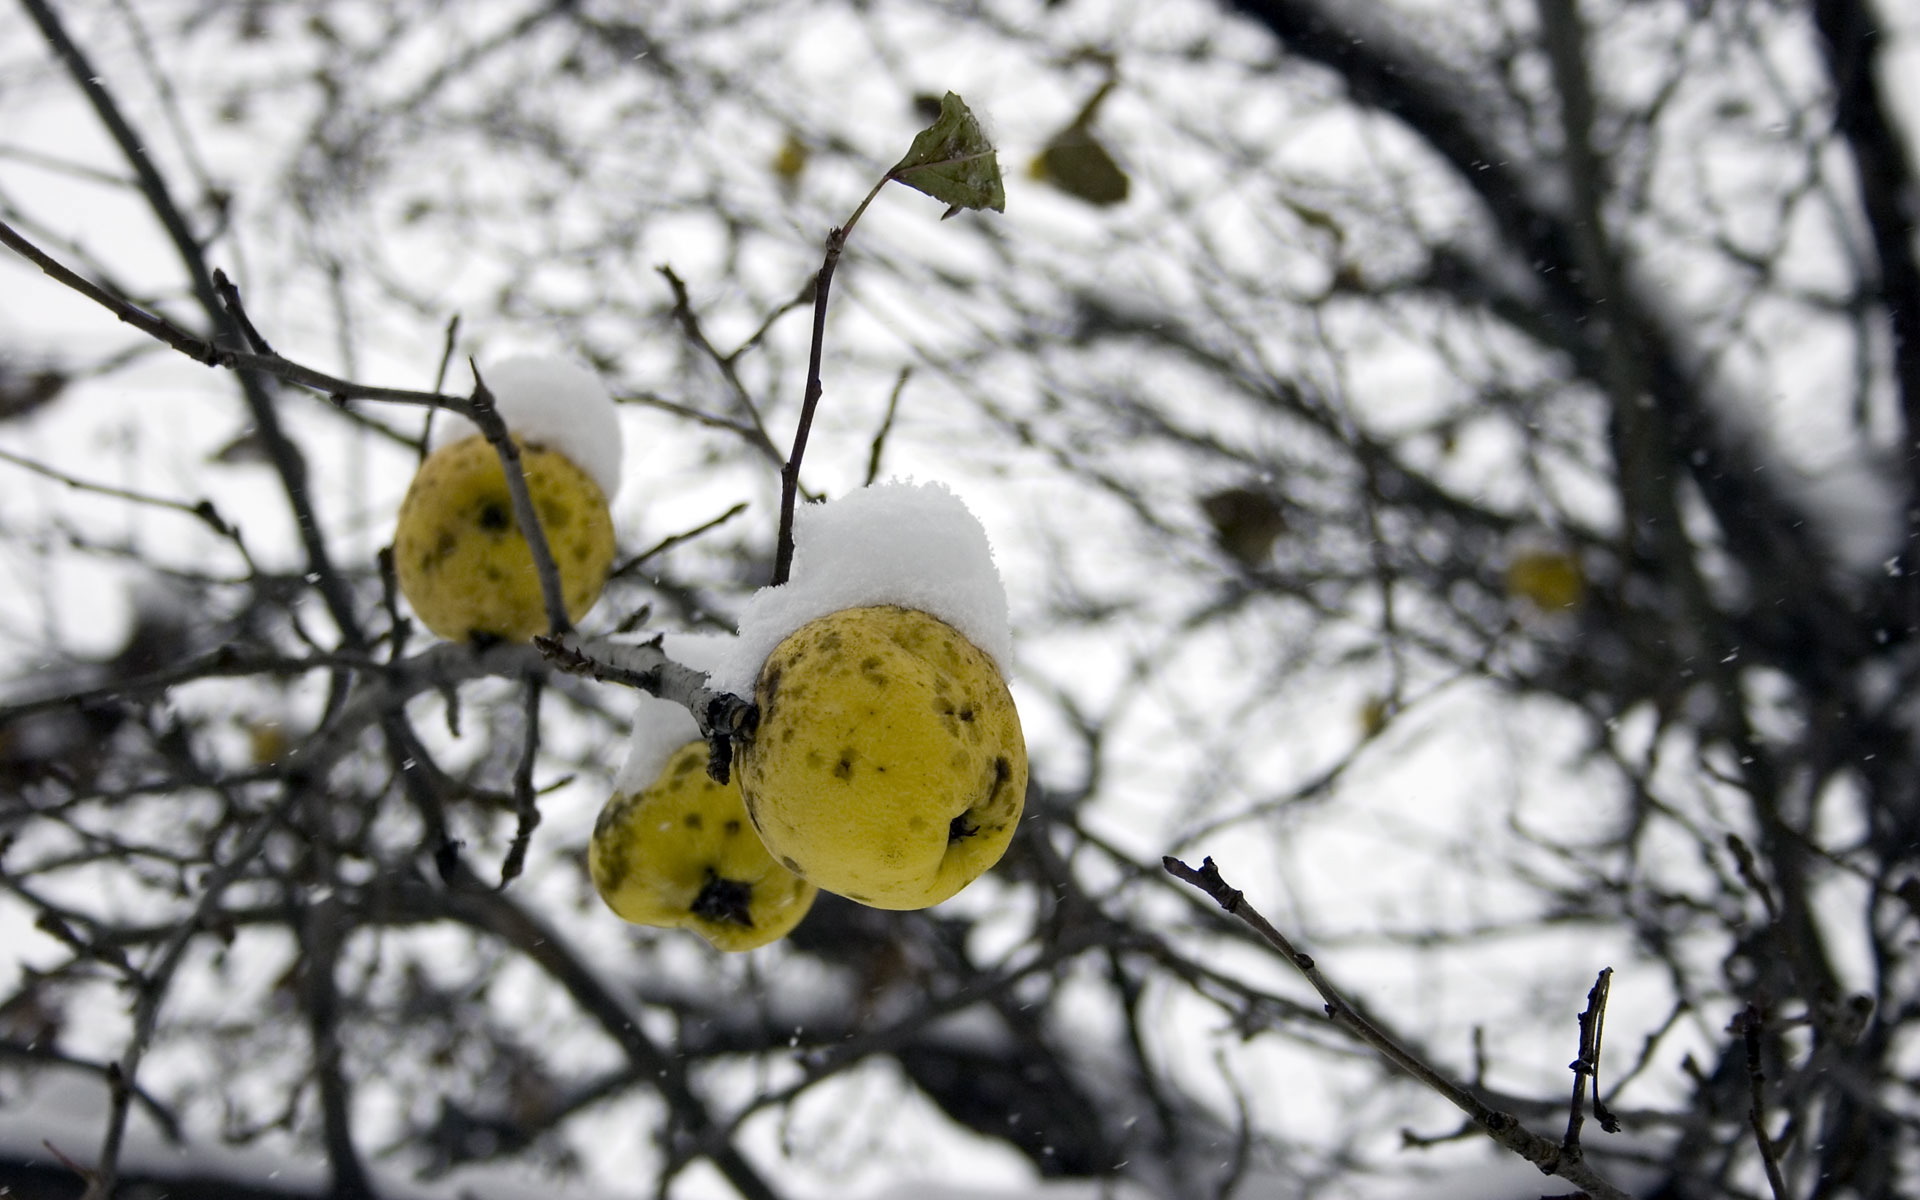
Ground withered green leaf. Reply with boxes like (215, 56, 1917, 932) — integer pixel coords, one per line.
(891, 92, 1005, 218)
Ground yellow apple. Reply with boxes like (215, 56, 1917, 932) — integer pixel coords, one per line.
(737, 605, 1026, 910)
(393, 433, 615, 642)
(1504, 548, 1585, 613)
(590, 740, 817, 952)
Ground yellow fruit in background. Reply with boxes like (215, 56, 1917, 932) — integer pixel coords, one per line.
(246, 720, 288, 765)
(393, 434, 615, 642)
(737, 605, 1026, 911)
(590, 740, 817, 952)
(772, 131, 809, 187)
(1504, 549, 1585, 613)
(1357, 694, 1391, 738)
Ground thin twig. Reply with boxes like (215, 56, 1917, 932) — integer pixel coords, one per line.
(624, 392, 772, 443)
(212, 268, 273, 354)
(0, 216, 219, 366)
(1588, 971, 1620, 1133)
(89, 788, 302, 1200)
(0, 218, 472, 415)
(0, 1041, 181, 1142)
(611, 501, 750, 581)
(295, 893, 373, 1199)
(1727, 832, 1781, 923)
(465, 362, 571, 638)
(0, 141, 134, 188)
(498, 675, 545, 889)
(1212, 1049, 1256, 1200)
(0, 445, 247, 557)
(1162, 855, 1633, 1200)
(773, 240, 843, 587)
(1735, 1004, 1791, 1200)
(41, 1139, 98, 1192)
(863, 367, 911, 486)
(772, 174, 891, 585)
(657, 265, 783, 465)
(0, 645, 360, 724)
(377, 545, 411, 660)
(1563, 967, 1618, 1163)
(422, 313, 461, 462)
(732, 273, 817, 359)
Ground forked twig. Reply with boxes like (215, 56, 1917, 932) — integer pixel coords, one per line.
(498, 674, 546, 889)
(1163, 855, 1631, 1200)
(1734, 1003, 1791, 1200)
(1563, 967, 1621, 1165)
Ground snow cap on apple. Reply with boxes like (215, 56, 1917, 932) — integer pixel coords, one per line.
(711, 480, 1013, 695)
(394, 356, 622, 642)
(433, 355, 625, 500)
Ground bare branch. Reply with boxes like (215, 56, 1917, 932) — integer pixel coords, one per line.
(1734, 1004, 1790, 1200)
(463, 363, 572, 638)
(535, 633, 756, 782)
(657, 265, 784, 466)
(1163, 855, 1633, 1200)
(497, 675, 544, 889)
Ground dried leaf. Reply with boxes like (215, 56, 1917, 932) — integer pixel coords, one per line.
(1030, 81, 1129, 207)
(1030, 127, 1129, 207)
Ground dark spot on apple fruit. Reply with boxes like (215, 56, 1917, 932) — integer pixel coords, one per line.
(691, 871, 754, 927)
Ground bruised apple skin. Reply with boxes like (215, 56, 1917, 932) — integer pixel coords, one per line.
(737, 605, 1026, 910)
(590, 740, 817, 952)
(393, 434, 615, 642)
